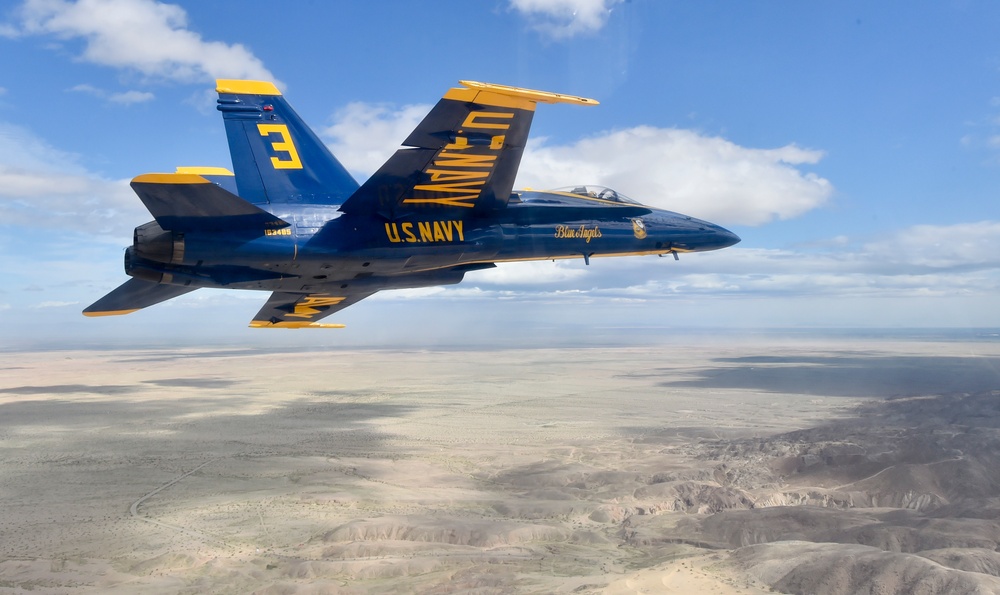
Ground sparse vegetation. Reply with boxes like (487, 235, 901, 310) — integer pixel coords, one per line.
(2, 342, 998, 593)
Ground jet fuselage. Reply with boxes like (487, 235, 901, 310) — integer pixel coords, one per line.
(125, 187, 739, 296)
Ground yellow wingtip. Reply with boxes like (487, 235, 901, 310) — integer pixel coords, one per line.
(216, 79, 281, 96)
(458, 80, 599, 106)
(131, 172, 211, 185)
(83, 309, 139, 317)
(175, 166, 234, 176)
(249, 320, 346, 329)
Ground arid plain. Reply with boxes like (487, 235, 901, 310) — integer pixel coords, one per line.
(2, 337, 1000, 594)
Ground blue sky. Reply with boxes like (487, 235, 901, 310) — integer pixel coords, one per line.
(1, 0, 999, 348)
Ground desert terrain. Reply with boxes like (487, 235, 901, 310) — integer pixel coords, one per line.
(2, 336, 1000, 593)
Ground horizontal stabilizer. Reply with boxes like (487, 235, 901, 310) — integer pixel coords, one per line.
(174, 166, 239, 195)
(83, 278, 197, 317)
(131, 173, 289, 231)
(249, 290, 376, 328)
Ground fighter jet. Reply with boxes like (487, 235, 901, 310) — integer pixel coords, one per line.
(84, 79, 740, 328)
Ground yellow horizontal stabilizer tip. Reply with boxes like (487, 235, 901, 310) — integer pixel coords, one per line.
(132, 173, 211, 185)
(83, 309, 139, 317)
(215, 79, 281, 96)
(175, 166, 234, 176)
(459, 80, 598, 106)
(249, 321, 346, 329)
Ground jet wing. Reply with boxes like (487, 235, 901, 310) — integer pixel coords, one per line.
(248, 290, 377, 328)
(83, 278, 197, 317)
(339, 80, 597, 219)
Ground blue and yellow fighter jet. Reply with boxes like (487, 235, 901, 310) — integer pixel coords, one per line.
(84, 80, 740, 328)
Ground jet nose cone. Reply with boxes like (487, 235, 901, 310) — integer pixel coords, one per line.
(695, 221, 741, 250)
(716, 226, 741, 248)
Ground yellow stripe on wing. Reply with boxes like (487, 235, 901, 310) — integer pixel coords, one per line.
(459, 80, 598, 106)
(131, 173, 211, 185)
(443, 81, 599, 111)
(174, 166, 234, 176)
(443, 87, 537, 111)
(82, 309, 139, 317)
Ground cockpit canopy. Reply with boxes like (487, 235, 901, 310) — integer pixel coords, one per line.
(551, 185, 641, 205)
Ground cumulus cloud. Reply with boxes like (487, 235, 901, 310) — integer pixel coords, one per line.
(8, 0, 277, 83)
(322, 102, 833, 227)
(509, 0, 624, 38)
(519, 127, 832, 226)
(0, 122, 142, 235)
(472, 261, 588, 285)
(320, 102, 431, 177)
(861, 221, 1000, 271)
(697, 222, 1000, 296)
(457, 221, 1000, 304)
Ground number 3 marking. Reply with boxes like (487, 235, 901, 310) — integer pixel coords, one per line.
(257, 124, 302, 170)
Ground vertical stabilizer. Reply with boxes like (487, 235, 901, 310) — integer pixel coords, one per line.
(216, 79, 359, 206)
(338, 80, 598, 219)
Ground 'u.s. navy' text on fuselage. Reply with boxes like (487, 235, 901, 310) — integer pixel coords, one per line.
(385, 220, 465, 243)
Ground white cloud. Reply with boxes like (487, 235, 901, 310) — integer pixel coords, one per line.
(322, 104, 833, 227)
(30, 300, 80, 309)
(518, 127, 832, 226)
(862, 221, 1000, 270)
(69, 83, 101, 96)
(509, 0, 624, 38)
(69, 83, 154, 105)
(10, 0, 277, 84)
(109, 89, 154, 104)
(469, 261, 589, 285)
(0, 122, 143, 235)
(371, 286, 448, 300)
(320, 102, 431, 177)
(421, 221, 1000, 307)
